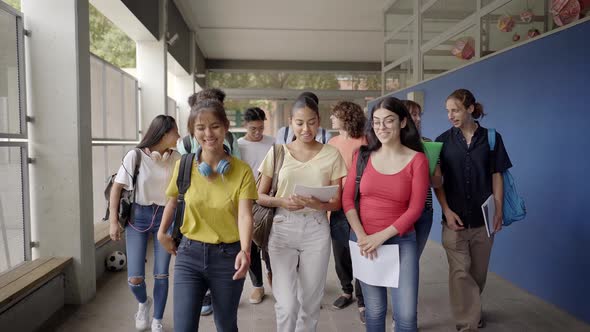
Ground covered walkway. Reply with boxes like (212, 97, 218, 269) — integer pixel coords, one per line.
(43, 240, 589, 331)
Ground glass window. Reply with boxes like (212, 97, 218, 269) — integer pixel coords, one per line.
(385, 0, 414, 36)
(385, 24, 413, 67)
(0, 145, 26, 273)
(0, 9, 22, 136)
(423, 25, 478, 78)
(208, 71, 381, 91)
(384, 58, 414, 92)
(422, 0, 477, 45)
(481, 0, 548, 57)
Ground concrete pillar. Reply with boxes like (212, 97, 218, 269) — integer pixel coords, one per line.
(137, 40, 167, 133)
(169, 72, 193, 136)
(22, 0, 96, 303)
(136, 0, 168, 134)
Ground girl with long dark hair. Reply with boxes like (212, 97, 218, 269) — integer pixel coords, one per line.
(342, 97, 429, 332)
(109, 115, 180, 332)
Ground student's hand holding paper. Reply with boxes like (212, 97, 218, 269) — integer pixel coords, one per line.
(291, 194, 324, 210)
(280, 197, 304, 211)
(358, 232, 389, 260)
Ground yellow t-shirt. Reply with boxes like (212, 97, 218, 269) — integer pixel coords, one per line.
(166, 156, 258, 244)
(258, 144, 347, 200)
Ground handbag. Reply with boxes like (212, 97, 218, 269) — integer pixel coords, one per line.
(252, 144, 285, 249)
(103, 148, 141, 228)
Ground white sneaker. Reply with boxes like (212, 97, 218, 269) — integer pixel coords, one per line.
(151, 318, 163, 332)
(135, 296, 152, 331)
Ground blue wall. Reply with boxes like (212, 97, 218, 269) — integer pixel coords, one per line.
(377, 21, 590, 323)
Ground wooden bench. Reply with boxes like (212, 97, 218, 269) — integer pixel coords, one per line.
(0, 257, 72, 310)
(94, 221, 111, 247)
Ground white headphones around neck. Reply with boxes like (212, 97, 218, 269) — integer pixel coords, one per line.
(144, 148, 171, 162)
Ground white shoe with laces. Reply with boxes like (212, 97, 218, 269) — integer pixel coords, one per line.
(135, 296, 152, 331)
(151, 318, 163, 332)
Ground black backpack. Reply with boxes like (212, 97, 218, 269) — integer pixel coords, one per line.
(171, 153, 195, 246)
(182, 132, 235, 154)
(353, 146, 371, 215)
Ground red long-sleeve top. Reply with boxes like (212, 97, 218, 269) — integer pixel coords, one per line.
(342, 151, 430, 236)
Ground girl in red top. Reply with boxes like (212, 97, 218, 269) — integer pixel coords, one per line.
(342, 97, 429, 332)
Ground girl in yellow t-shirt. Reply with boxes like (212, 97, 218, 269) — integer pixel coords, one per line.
(157, 99, 258, 331)
(257, 96, 347, 332)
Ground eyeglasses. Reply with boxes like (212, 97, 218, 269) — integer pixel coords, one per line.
(371, 118, 396, 129)
(246, 126, 264, 133)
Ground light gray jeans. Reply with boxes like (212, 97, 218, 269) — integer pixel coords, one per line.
(268, 208, 331, 332)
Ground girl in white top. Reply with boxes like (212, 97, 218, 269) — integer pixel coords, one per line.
(257, 96, 347, 332)
(237, 107, 275, 304)
(109, 115, 180, 332)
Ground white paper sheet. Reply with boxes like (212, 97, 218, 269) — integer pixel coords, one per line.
(349, 240, 400, 288)
(481, 194, 496, 237)
(293, 184, 339, 203)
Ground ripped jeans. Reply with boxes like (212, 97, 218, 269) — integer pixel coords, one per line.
(125, 203, 171, 320)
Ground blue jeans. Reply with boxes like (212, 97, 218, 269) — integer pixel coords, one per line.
(173, 237, 245, 332)
(126, 204, 171, 320)
(351, 231, 418, 332)
(414, 207, 433, 258)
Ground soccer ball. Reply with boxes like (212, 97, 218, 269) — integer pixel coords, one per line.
(105, 251, 127, 271)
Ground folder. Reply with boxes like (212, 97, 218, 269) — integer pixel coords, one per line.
(422, 141, 443, 176)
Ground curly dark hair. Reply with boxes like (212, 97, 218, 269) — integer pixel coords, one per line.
(331, 101, 366, 139)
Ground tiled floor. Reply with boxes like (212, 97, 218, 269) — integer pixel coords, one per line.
(43, 240, 589, 331)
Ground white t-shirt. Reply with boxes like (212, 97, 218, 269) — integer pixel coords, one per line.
(114, 149, 180, 206)
(237, 135, 274, 178)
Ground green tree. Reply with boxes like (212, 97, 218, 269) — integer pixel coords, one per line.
(89, 5, 135, 68)
(4, 0, 19, 10)
(3, 1, 135, 68)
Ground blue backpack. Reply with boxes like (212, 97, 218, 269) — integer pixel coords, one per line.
(488, 128, 526, 226)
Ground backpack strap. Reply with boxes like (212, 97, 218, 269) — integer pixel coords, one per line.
(130, 148, 142, 203)
(132, 148, 142, 183)
(226, 132, 235, 153)
(487, 128, 496, 151)
(284, 126, 290, 144)
(177, 153, 195, 197)
(172, 153, 195, 243)
(182, 136, 192, 154)
(353, 146, 370, 216)
(321, 128, 326, 144)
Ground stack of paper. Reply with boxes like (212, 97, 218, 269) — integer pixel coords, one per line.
(481, 194, 496, 237)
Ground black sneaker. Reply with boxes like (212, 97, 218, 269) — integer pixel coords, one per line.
(478, 318, 485, 329)
(200, 293, 213, 316)
(332, 294, 353, 309)
(359, 308, 366, 325)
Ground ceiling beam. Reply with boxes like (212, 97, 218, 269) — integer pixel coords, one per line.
(206, 60, 381, 72)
